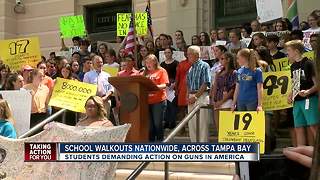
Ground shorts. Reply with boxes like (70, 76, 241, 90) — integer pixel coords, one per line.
(293, 96, 320, 128)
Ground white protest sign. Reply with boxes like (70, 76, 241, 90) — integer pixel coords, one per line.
(256, 0, 283, 23)
(200, 46, 215, 60)
(215, 40, 227, 46)
(303, 29, 320, 51)
(0, 90, 31, 136)
(241, 38, 252, 47)
(159, 51, 186, 63)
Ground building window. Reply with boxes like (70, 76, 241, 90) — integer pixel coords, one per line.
(215, 0, 257, 28)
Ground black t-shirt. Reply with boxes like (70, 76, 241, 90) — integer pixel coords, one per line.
(160, 60, 179, 83)
(290, 57, 316, 101)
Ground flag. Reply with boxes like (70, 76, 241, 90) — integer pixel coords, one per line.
(287, 0, 299, 29)
(145, 0, 154, 39)
(124, 15, 135, 55)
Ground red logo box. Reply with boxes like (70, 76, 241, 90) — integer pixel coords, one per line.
(24, 143, 57, 161)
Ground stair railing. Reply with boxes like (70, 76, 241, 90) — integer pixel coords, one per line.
(19, 109, 67, 138)
(126, 103, 211, 180)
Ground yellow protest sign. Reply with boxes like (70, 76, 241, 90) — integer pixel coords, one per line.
(262, 71, 292, 111)
(49, 78, 97, 112)
(117, 13, 131, 36)
(135, 13, 148, 36)
(117, 13, 148, 36)
(0, 37, 41, 71)
(218, 111, 265, 154)
(302, 51, 315, 61)
(271, 51, 315, 71)
(103, 66, 119, 77)
(271, 57, 290, 71)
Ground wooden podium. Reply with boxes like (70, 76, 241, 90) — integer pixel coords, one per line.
(109, 76, 159, 142)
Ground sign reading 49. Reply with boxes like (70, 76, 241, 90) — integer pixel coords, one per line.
(262, 71, 292, 111)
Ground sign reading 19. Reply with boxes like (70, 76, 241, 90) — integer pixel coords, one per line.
(9, 39, 30, 55)
(234, 113, 252, 130)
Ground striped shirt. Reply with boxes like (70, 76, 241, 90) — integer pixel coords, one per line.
(187, 60, 211, 92)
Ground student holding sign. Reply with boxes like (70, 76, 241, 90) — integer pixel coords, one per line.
(211, 52, 237, 132)
(231, 48, 263, 112)
(286, 40, 319, 146)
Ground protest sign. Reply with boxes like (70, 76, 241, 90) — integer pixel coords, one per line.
(215, 40, 227, 46)
(159, 51, 186, 63)
(135, 13, 148, 36)
(117, 13, 148, 36)
(271, 51, 315, 71)
(49, 78, 97, 112)
(262, 71, 292, 111)
(0, 37, 41, 71)
(59, 15, 86, 38)
(0, 90, 31, 136)
(0, 123, 130, 179)
(241, 38, 252, 47)
(303, 30, 319, 51)
(219, 111, 265, 154)
(103, 66, 119, 77)
(256, 0, 283, 23)
(265, 30, 291, 37)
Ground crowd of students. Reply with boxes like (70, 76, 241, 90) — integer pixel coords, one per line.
(0, 10, 319, 155)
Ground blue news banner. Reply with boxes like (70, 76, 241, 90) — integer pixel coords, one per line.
(57, 143, 259, 162)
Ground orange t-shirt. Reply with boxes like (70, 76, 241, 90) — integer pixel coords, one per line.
(175, 59, 192, 106)
(42, 76, 54, 91)
(145, 68, 169, 104)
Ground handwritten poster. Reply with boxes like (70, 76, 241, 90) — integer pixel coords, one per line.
(0, 37, 41, 70)
(49, 78, 97, 112)
(219, 111, 265, 154)
(262, 71, 292, 111)
(256, 0, 283, 23)
(59, 15, 86, 38)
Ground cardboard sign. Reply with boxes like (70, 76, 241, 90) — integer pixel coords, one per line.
(256, 0, 283, 23)
(49, 78, 97, 113)
(117, 13, 148, 36)
(218, 111, 265, 154)
(262, 71, 292, 111)
(0, 37, 41, 71)
(103, 66, 119, 77)
(0, 90, 32, 136)
(159, 51, 186, 63)
(215, 40, 227, 46)
(59, 15, 86, 38)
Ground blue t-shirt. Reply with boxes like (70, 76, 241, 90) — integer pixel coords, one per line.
(0, 119, 17, 139)
(237, 67, 263, 103)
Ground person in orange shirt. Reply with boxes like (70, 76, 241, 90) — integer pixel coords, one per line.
(142, 54, 169, 141)
(175, 57, 192, 125)
(37, 62, 54, 92)
(23, 69, 50, 128)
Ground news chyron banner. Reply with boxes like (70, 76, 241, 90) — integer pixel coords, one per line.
(262, 71, 292, 111)
(0, 37, 41, 71)
(49, 78, 97, 112)
(219, 111, 265, 154)
(24, 143, 259, 162)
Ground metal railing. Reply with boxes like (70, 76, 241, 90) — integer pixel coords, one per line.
(126, 103, 210, 180)
(19, 109, 67, 139)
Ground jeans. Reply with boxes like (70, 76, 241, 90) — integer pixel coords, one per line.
(237, 100, 258, 111)
(149, 101, 167, 141)
(164, 98, 177, 129)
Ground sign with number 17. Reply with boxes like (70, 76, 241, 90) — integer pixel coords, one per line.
(218, 111, 265, 154)
(0, 37, 41, 71)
